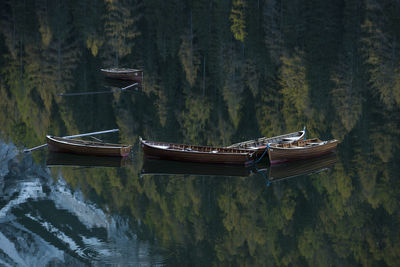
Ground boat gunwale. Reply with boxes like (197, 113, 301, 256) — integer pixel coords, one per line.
(47, 135, 131, 149)
(100, 68, 142, 74)
(227, 130, 305, 149)
(268, 139, 338, 150)
(141, 139, 254, 156)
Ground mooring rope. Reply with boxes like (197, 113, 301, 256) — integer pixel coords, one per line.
(252, 166, 271, 187)
(253, 143, 270, 164)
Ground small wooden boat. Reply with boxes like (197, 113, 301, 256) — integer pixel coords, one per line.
(140, 138, 256, 165)
(267, 138, 338, 164)
(100, 68, 143, 82)
(227, 129, 305, 156)
(46, 135, 132, 157)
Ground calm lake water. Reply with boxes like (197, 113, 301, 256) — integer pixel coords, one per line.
(1, 0, 399, 266)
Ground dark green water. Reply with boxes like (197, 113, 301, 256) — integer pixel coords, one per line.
(0, 0, 399, 266)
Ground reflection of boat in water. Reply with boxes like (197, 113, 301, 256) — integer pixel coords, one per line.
(46, 135, 132, 157)
(141, 153, 336, 182)
(102, 77, 142, 91)
(46, 152, 129, 168)
(141, 158, 261, 177)
(267, 153, 337, 181)
(140, 151, 337, 181)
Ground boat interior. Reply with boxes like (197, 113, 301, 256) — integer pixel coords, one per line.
(270, 138, 326, 148)
(144, 140, 251, 154)
(102, 68, 142, 73)
(229, 131, 304, 148)
(50, 136, 130, 148)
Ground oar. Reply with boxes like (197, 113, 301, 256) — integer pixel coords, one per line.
(62, 129, 119, 139)
(57, 90, 114, 96)
(89, 136, 103, 142)
(25, 143, 48, 152)
(23, 129, 120, 153)
(57, 83, 139, 97)
(121, 83, 138, 90)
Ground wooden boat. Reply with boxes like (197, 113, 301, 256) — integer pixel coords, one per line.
(140, 138, 256, 165)
(100, 68, 143, 82)
(227, 129, 305, 156)
(46, 152, 129, 168)
(267, 138, 338, 164)
(46, 135, 132, 157)
(141, 158, 259, 177)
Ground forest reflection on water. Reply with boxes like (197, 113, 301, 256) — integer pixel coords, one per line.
(1, 0, 400, 265)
